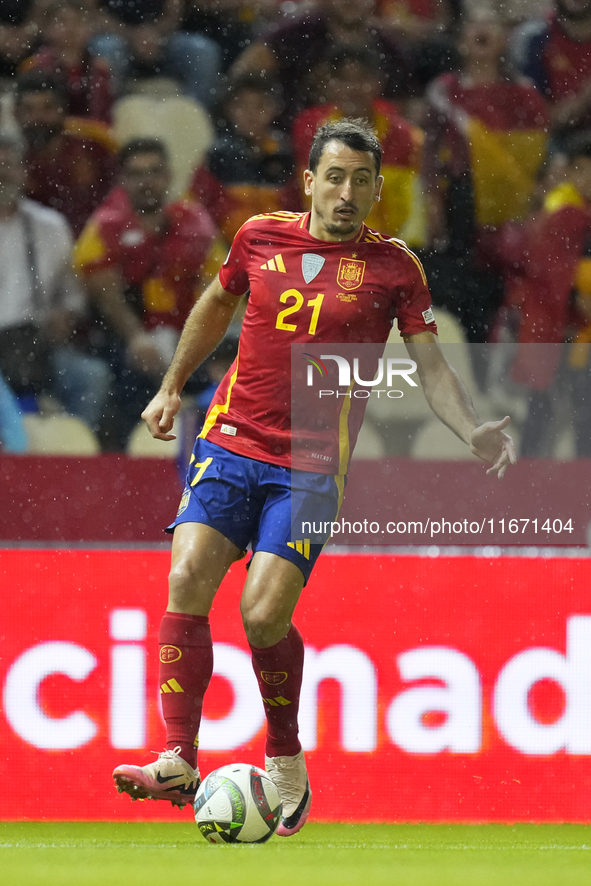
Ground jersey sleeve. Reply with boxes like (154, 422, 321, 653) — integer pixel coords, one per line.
(393, 248, 438, 336)
(218, 220, 253, 295)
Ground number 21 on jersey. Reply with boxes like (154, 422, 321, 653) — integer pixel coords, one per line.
(276, 289, 325, 335)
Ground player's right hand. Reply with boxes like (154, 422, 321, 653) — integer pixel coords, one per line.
(141, 390, 182, 441)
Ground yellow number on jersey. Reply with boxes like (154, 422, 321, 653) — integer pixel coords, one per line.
(276, 289, 304, 331)
(275, 289, 325, 335)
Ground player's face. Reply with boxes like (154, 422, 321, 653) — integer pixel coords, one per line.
(304, 141, 382, 242)
(122, 151, 170, 214)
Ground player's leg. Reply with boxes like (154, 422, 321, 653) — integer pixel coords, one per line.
(241, 468, 340, 834)
(241, 552, 311, 836)
(113, 522, 241, 806)
(160, 522, 242, 763)
(241, 551, 306, 747)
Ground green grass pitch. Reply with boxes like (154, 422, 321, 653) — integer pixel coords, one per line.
(2, 822, 590, 886)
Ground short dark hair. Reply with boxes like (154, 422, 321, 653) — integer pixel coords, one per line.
(15, 71, 68, 108)
(308, 118, 382, 176)
(119, 137, 170, 169)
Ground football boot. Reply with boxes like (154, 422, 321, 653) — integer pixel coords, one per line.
(265, 749, 311, 836)
(113, 746, 200, 808)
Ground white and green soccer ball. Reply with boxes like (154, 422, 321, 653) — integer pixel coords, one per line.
(194, 763, 282, 844)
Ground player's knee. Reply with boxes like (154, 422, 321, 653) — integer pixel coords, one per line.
(241, 603, 286, 648)
(168, 558, 203, 609)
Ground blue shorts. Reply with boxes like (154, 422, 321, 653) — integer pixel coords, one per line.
(168, 438, 343, 583)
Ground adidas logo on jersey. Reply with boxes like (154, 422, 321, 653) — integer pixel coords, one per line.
(261, 254, 286, 272)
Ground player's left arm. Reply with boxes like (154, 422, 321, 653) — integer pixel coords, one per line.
(403, 331, 517, 479)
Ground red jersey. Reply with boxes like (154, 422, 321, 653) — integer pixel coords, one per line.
(73, 189, 222, 331)
(202, 211, 435, 473)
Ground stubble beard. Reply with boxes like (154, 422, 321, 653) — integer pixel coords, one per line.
(312, 200, 361, 238)
(318, 205, 360, 237)
(323, 220, 359, 237)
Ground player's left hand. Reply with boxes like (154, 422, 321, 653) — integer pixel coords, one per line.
(469, 415, 517, 480)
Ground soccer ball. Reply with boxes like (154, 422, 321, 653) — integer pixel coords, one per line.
(194, 763, 282, 844)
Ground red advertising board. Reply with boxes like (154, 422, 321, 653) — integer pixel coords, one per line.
(1, 549, 591, 823)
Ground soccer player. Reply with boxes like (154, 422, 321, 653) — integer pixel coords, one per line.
(113, 119, 516, 835)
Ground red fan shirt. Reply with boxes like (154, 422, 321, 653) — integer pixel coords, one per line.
(74, 189, 220, 331)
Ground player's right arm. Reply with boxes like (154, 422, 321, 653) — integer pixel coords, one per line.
(141, 274, 245, 440)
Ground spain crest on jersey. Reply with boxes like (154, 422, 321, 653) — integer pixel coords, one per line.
(337, 257, 366, 291)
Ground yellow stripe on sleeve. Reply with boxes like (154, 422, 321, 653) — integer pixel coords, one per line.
(199, 348, 240, 439)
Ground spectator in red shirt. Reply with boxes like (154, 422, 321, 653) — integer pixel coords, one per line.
(511, 0, 591, 142)
(14, 71, 118, 235)
(73, 137, 226, 450)
(20, 0, 114, 124)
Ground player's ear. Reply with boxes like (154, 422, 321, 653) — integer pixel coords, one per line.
(303, 168, 314, 197)
(374, 175, 384, 203)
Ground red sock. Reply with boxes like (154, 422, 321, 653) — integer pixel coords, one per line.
(249, 624, 304, 758)
(159, 612, 213, 768)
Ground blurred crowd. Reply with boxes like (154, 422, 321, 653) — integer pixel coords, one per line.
(1, 0, 591, 457)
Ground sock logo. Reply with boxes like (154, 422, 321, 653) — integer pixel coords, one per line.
(161, 678, 184, 694)
(262, 696, 292, 706)
(261, 670, 288, 685)
(160, 645, 182, 663)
